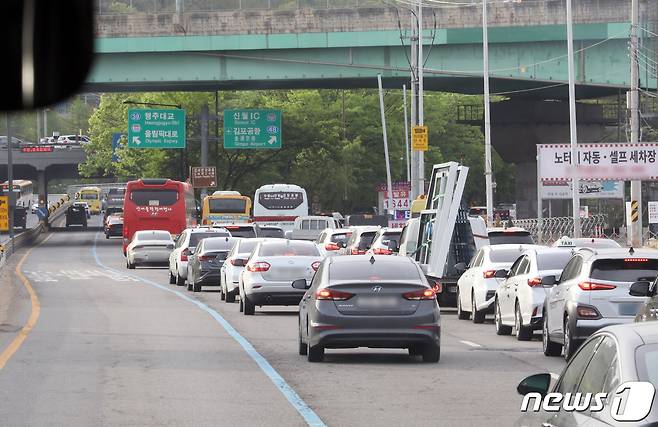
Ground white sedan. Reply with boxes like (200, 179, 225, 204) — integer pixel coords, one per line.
(239, 240, 322, 315)
(126, 230, 174, 269)
(456, 244, 536, 323)
(494, 247, 574, 340)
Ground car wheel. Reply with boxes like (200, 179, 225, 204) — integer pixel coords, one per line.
(495, 299, 512, 335)
(169, 271, 176, 285)
(219, 281, 226, 301)
(187, 280, 193, 292)
(239, 297, 244, 313)
(176, 272, 185, 287)
(307, 345, 324, 362)
(542, 313, 562, 357)
(515, 302, 532, 341)
(105, 234, 109, 240)
(471, 291, 485, 324)
(422, 344, 440, 363)
(193, 281, 201, 292)
(457, 289, 469, 320)
(225, 290, 236, 303)
(298, 326, 308, 356)
(563, 315, 579, 360)
(243, 295, 255, 315)
(408, 345, 422, 357)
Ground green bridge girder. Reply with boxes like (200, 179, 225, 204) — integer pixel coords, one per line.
(86, 22, 656, 99)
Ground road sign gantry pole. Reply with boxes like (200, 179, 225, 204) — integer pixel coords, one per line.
(566, 0, 582, 238)
(483, 0, 494, 226)
(630, 0, 643, 247)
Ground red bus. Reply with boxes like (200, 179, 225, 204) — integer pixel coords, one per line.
(122, 178, 197, 253)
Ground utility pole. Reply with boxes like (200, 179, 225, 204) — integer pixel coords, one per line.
(566, 0, 581, 238)
(200, 103, 209, 200)
(403, 84, 411, 182)
(378, 75, 394, 218)
(410, 11, 419, 200)
(417, 0, 425, 196)
(482, 0, 494, 226)
(630, 0, 642, 247)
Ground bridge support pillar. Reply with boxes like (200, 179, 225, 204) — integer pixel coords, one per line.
(37, 169, 48, 209)
(490, 100, 608, 219)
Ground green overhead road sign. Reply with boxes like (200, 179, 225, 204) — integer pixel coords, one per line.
(127, 108, 186, 149)
(224, 109, 281, 149)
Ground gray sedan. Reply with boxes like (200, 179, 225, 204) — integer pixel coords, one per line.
(517, 322, 658, 426)
(186, 236, 237, 293)
(294, 255, 441, 363)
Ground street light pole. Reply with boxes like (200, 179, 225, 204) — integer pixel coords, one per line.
(417, 0, 425, 196)
(630, 0, 643, 247)
(482, 0, 494, 226)
(378, 75, 394, 217)
(410, 11, 419, 199)
(566, 0, 581, 238)
(403, 84, 411, 182)
(5, 113, 14, 254)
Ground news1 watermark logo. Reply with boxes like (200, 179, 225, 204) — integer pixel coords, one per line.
(521, 382, 656, 422)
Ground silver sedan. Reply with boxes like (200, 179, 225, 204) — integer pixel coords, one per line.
(239, 240, 322, 315)
(295, 255, 441, 363)
(126, 230, 174, 269)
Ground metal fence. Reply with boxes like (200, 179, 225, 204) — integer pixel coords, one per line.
(97, 0, 386, 14)
(512, 214, 658, 248)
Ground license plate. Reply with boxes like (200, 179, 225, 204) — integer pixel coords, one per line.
(358, 296, 398, 308)
(619, 303, 640, 316)
(447, 285, 457, 293)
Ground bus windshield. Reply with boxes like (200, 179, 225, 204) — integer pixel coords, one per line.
(80, 193, 99, 200)
(209, 198, 247, 213)
(130, 189, 178, 206)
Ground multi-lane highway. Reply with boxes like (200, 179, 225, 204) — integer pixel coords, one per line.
(0, 218, 567, 427)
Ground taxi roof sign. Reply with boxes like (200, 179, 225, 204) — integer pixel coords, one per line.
(555, 236, 576, 247)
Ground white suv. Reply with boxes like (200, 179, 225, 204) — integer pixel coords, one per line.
(542, 248, 658, 359)
(168, 227, 230, 286)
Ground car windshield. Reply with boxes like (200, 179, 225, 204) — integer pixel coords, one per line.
(537, 252, 573, 271)
(330, 232, 351, 244)
(357, 232, 377, 250)
(136, 232, 170, 241)
(259, 242, 319, 257)
(203, 238, 234, 251)
(237, 240, 260, 255)
(224, 227, 256, 238)
(590, 258, 658, 282)
(330, 260, 420, 281)
(259, 228, 284, 238)
(189, 232, 229, 247)
(636, 343, 658, 390)
(80, 193, 98, 200)
(489, 248, 526, 263)
(130, 189, 178, 206)
(375, 232, 401, 248)
(208, 198, 247, 213)
(488, 231, 534, 245)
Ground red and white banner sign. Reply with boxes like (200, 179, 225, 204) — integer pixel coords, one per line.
(537, 143, 658, 181)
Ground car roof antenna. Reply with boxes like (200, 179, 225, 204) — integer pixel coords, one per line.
(629, 247, 635, 255)
(369, 256, 376, 265)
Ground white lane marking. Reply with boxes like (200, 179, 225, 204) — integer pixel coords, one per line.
(460, 340, 483, 348)
(23, 269, 140, 283)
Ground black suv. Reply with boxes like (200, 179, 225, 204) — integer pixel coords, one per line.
(65, 205, 88, 228)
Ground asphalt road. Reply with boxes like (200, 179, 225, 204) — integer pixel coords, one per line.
(0, 219, 567, 427)
(1, 195, 65, 245)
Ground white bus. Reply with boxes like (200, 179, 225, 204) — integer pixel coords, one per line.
(1, 180, 34, 207)
(253, 184, 308, 231)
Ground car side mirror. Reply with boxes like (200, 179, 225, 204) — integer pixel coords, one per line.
(629, 281, 651, 297)
(388, 240, 399, 253)
(541, 275, 557, 287)
(517, 373, 551, 397)
(292, 279, 309, 290)
(454, 262, 467, 273)
(494, 269, 509, 278)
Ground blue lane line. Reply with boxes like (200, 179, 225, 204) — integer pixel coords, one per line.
(92, 233, 326, 427)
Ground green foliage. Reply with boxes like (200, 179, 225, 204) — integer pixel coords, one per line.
(82, 89, 515, 212)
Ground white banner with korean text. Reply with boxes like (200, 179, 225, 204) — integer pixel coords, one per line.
(537, 143, 658, 181)
(539, 180, 624, 199)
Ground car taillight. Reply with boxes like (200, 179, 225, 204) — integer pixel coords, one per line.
(246, 261, 270, 272)
(198, 255, 214, 261)
(429, 280, 442, 294)
(577, 305, 601, 318)
(311, 261, 321, 271)
(373, 248, 393, 255)
(325, 242, 340, 251)
(181, 248, 189, 261)
(403, 288, 436, 300)
(527, 277, 542, 287)
(230, 258, 247, 266)
(315, 288, 353, 300)
(578, 282, 616, 291)
(351, 248, 365, 255)
(483, 270, 496, 279)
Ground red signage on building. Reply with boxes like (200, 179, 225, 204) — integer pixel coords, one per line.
(21, 146, 54, 153)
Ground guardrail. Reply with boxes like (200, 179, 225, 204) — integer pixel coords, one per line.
(0, 195, 71, 270)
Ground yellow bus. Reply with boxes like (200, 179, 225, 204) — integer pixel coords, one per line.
(77, 186, 102, 214)
(201, 191, 252, 225)
(410, 195, 427, 218)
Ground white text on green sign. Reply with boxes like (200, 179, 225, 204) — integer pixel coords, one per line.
(128, 108, 186, 149)
(224, 109, 281, 149)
